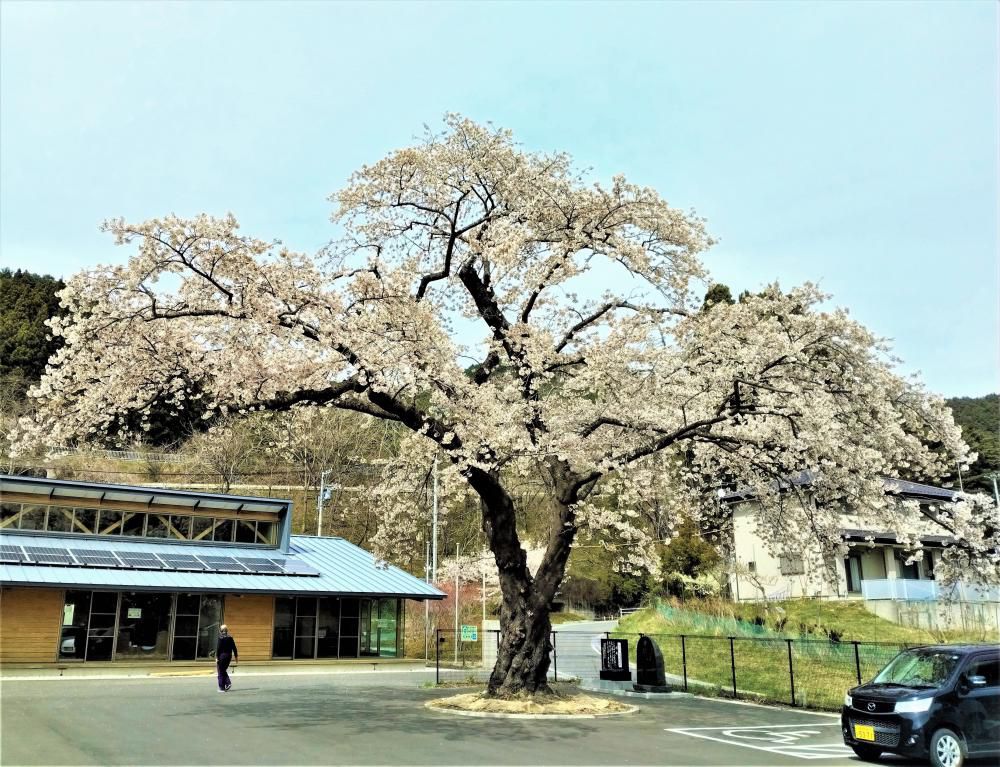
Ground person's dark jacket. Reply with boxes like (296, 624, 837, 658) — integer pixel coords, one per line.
(217, 635, 238, 660)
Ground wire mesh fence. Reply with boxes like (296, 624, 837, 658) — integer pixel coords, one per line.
(433, 626, 916, 710)
(612, 632, 912, 709)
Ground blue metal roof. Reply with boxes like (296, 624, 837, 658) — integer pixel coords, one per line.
(0, 531, 444, 599)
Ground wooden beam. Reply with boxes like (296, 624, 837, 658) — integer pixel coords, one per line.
(1, 492, 280, 522)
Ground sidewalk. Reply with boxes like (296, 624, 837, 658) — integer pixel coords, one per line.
(1, 657, 431, 681)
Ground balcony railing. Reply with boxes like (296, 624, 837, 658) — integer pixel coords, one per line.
(862, 579, 1000, 602)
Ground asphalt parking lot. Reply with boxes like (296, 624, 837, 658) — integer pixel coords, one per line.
(0, 670, 960, 766)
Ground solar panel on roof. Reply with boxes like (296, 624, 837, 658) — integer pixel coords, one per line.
(198, 555, 248, 573)
(116, 552, 164, 570)
(160, 554, 207, 571)
(22, 545, 75, 565)
(69, 548, 122, 567)
(235, 557, 283, 574)
(0, 545, 26, 563)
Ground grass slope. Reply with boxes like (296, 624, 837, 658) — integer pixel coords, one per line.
(612, 599, 995, 710)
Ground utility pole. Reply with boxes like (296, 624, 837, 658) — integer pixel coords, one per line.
(454, 542, 460, 664)
(316, 469, 332, 537)
(432, 456, 439, 582)
(424, 539, 431, 660)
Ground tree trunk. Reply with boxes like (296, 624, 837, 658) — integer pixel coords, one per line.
(487, 566, 554, 696)
(465, 465, 577, 698)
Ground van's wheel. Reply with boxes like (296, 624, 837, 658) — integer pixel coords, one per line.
(850, 744, 882, 761)
(929, 728, 965, 767)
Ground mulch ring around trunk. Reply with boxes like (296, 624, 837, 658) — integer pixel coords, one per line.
(426, 692, 637, 719)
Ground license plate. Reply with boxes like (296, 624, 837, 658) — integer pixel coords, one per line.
(854, 724, 875, 742)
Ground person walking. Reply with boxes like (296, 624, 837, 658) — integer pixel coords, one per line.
(216, 624, 238, 692)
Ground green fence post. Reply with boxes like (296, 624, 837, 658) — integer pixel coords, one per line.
(552, 631, 557, 682)
(786, 638, 795, 706)
(853, 641, 862, 685)
(681, 635, 688, 692)
(729, 637, 737, 699)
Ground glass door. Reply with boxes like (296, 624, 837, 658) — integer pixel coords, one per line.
(196, 594, 224, 659)
(360, 599, 375, 656)
(339, 598, 359, 657)
(317, 597, 340, 658)
(294, 597, 318, 659)
(171, 594, 199, 660)
(58, 591, 91, 660)
(272, 597, 295, 658)
(86, 591, 118, 661)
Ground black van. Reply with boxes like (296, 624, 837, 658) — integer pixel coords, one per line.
(841, 644, 1000, 767)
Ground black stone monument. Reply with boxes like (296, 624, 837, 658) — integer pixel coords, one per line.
(599, 638, 631, 682)
(634, 634, 671, 693)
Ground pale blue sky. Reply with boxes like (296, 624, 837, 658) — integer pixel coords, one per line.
(1, 1, 996, 396)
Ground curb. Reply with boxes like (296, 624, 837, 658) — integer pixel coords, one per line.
(424, 700, 638, 719)
(1, 667, 436, 682)
(579, 683, 695, 701)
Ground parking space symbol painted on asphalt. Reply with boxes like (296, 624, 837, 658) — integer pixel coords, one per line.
(666, 723, 852, 760)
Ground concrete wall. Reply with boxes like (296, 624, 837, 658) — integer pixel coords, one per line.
(0, 587, 64, 663)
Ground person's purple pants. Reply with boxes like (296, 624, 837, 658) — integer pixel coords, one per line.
(217, 652, 232, 690)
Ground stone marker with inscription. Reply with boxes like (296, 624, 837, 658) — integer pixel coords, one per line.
(599, 637, 631, 682)
(635, 634, 671, 692)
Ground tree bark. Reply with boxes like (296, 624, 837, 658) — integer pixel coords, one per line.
(464, 464, 576, 697)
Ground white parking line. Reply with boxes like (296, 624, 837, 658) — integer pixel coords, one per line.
(667, 723, 853, 760)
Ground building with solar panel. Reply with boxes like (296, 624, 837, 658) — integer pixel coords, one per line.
(0, 475, 444, 664)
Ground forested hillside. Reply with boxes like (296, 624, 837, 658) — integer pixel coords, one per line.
(946, 394, 999, 495)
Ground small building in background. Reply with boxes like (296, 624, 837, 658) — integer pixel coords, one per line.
(0, 475, 443, 664)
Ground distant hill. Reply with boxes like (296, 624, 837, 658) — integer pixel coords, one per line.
(947, 394, 999, 495)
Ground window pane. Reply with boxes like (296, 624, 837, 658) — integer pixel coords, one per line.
(235, 520, 256, 543)
(168, 516, 192, 540)
(91, 591, 118, 613)
(86, 636, 113, 661)
(191, 516, 214, 541)
(0, 503, 20, 529)
(145, 515, 169, 538)
(295, 636, 316, 659)
(46, 506, 75, 533)
(121, 512, 145, 537)
(212, 519, 235, 542)
(88, 613, 115, 629)
(176, 593, 200, 615)
(171, 637, 197, 661)
(18, 505, 47, 530)
(338, 636, 358, 657)
(340, 617, 359, 637)
(97, 510, 124, 535)
(73, 508, 98, 534)
(256, 521, 275, 544)
(173, 615, 199, 636)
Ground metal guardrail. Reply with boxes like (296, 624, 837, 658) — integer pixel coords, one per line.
(862, 579, 1000, 602)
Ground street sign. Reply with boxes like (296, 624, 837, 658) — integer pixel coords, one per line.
(460, 625, 478, 642)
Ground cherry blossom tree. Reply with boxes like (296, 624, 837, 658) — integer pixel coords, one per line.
(13, 116, 997, 696)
